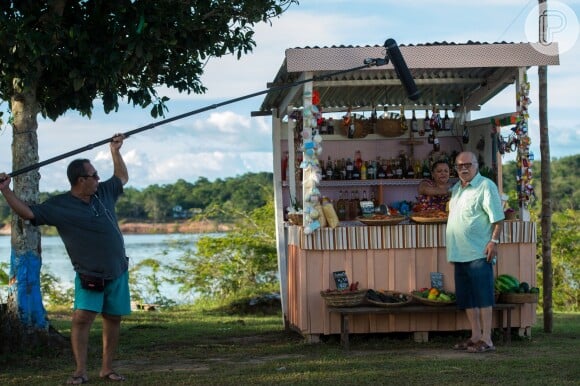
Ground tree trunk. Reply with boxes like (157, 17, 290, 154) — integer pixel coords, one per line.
(9, 83, 47, 331)
(538, 0, 553, 333)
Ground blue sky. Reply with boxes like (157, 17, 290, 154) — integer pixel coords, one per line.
(1, 0, 578, 192)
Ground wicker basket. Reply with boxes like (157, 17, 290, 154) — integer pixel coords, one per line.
(320, 289, 367, 307)
(375, 118, 406, 137)
(340, 120, 369, 138)
(498, 292, 538, 304)
(287, 213, 303, 226)
(366, 290, 413, 307)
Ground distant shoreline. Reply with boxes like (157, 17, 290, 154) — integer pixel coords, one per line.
(0, 220, 232, 235)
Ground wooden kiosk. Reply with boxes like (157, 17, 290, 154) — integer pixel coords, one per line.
(253, 42, 558, 342)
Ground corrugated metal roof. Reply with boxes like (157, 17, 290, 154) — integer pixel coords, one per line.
(254, 42, 559, 117)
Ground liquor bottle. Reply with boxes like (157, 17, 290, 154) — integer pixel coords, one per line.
(443, 109, 452, 131)
(353, 151, 362, 180)
(423, 109, 431, 133)
(325, 157, 334, 180)
(395, 159, 403, 179)
(410, 110, 419, 132)
(334, 159, 343, 180)
(319, 159, 326, 181)
(367, 161, 375, 180)
(360, 161, 367, 180)
(345, 158, 354, 180)
(376, 158, 386, 179)
(339, 158, 347, 180)
(386, 159, 394, 179)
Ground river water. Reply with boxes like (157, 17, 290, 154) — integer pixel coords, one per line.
(0, 233, 215, 304)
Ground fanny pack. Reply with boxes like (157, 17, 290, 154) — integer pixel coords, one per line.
(79, 273, 105, 292)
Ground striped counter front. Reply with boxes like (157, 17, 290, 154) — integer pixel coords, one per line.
(287, 220, 536, 250)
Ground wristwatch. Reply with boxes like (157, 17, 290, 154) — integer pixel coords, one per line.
(490, 239, 500, 244)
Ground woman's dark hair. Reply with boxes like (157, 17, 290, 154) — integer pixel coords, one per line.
(431, 159, 450, 172)
(67, 159, 91, 185)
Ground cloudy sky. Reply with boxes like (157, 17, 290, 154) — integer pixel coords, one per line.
(1, 0, 578, 192)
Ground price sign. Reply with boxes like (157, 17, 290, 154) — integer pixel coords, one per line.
(333, 271, 349, 291)
(430, 272, 444, 290)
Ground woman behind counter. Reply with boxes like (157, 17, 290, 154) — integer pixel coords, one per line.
(416, 159, 451, 212)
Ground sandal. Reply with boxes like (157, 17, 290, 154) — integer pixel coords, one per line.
(452, 339, 475, 350)
(467, 340, 496, 353)
(66, 375, 89, 384)
(100, 371, 126, 382)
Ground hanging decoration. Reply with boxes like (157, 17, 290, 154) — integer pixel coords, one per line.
(301, 89, 324, 234)
(515, 74, 535, 208)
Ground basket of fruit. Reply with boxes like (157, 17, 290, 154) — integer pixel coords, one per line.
(366, 290, 412, 307)
(411, 287, 456, 306)
(320, 282, 366, 307)
(494, 274, 539, 304)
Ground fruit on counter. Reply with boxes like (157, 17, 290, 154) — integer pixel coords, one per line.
(428, 287, 439, 300)
(494, 274, 520, 294)
(412, 287, 456, 302)
(518, 282, 530, 293)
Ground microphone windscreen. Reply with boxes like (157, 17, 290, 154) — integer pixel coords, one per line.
(385, 39, 420, 101)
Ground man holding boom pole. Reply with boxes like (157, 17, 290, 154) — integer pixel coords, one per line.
(0, 133, 130, 384)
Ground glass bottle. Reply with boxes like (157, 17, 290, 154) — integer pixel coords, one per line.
(325, 156, 334, 180)
(360, 161, 367, 180)
(423, 109, 431, 133)
(345, 157, 354, 180)
(376, 158, 386, 179)
(410, 109, 419, 132)
(386, 159, 394, 179)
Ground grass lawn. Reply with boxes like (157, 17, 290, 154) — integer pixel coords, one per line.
(1, 306, 578, 385)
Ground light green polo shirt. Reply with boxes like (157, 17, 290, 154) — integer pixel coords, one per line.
(446, 173, 505, 263)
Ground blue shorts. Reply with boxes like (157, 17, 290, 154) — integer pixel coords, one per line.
(454, 258, 495, 309)
(74, 271, 131, 316)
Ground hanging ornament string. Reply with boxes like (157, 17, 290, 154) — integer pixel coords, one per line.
(515, 73, 535, 208)
(300, 89, 324, 234)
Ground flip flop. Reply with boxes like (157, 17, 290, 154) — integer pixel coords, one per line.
(467, 340, 496, 353)
(66, 375, 89, 384)
(100, 371, 126, 382)
(452, 339, 475, 350)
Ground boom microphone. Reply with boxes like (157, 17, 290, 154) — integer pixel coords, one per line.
(384, 38, 420, 101)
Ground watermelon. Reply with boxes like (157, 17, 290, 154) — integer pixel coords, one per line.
(494, 274, 520, 293)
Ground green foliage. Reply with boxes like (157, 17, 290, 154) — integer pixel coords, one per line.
(0, 0, 298, 120)
(167, 186, 278, 300)
(114, 172, 274, 222)
(502, 154, 579, 211)
(536, 209, 579, 311)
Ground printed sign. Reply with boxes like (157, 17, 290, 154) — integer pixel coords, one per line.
(333, 271, 349, 291)
(430, 272, 444, 290)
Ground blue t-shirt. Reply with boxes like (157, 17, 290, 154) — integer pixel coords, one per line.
(30, 176, 127, 280)
(446, 173, 504, 263)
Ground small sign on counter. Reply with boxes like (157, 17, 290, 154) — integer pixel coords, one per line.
(333, 270, 349, 290)
(430, 272, 444, 290)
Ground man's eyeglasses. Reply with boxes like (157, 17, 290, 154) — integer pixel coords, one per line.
(81, 172, 99, 179)
(455, 163, 475, 170)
